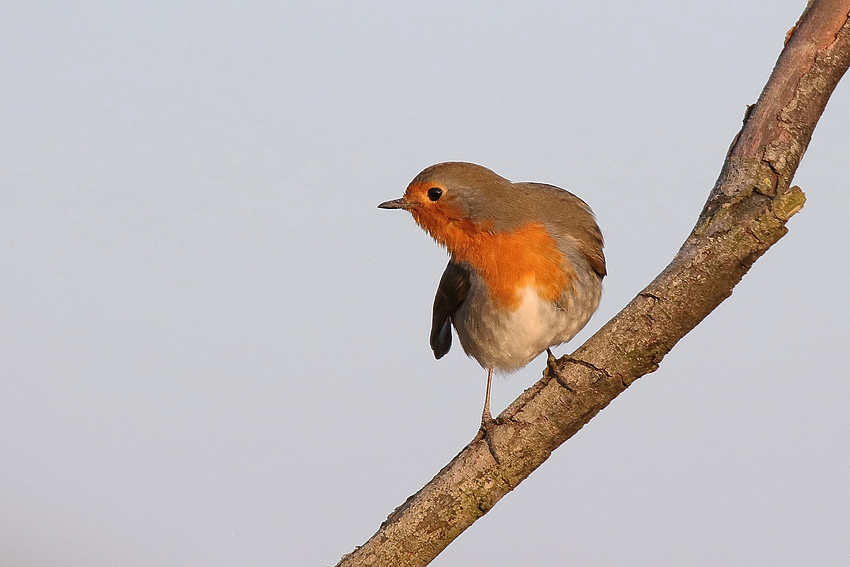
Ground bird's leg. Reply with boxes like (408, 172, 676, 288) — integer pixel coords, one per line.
(479, 367, 500, 463)
(481, 367, 494, 426)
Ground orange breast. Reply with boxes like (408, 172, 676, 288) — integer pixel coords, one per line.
(411, 204, 574, 309)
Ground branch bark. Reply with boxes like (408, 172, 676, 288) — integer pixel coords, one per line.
(337, 2, 850, 565)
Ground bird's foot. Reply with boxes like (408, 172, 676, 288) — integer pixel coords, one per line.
(478, 412, 501, 464)
(545, 349, 574, 391)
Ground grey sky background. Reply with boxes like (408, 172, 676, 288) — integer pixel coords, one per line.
(1, 1, 848, 566)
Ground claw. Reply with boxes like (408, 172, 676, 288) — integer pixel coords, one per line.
(479, 416, 501, 464)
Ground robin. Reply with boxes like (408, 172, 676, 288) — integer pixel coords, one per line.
(379, 162, 605, 427)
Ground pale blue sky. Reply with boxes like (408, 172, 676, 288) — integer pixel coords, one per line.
(1, 1, 848, 565)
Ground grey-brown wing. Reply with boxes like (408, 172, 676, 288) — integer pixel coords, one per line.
(514, 182, 606, 279)
(430, 261, 470, 359)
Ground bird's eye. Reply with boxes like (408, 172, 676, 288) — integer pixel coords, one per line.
(427, 187, 443, 201)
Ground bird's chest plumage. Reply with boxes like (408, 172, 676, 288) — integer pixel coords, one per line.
(422, 217, 574, 306)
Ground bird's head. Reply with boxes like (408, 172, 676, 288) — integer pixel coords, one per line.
(378, 162, 515, 252)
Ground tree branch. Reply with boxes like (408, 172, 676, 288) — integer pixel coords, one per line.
(336, 1, 850, 565)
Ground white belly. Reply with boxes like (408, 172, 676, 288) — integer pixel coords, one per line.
(453, 283, 599, 373)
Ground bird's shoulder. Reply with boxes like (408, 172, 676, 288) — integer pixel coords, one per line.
(499, 182, 606, 278)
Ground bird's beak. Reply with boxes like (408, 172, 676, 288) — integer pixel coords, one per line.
(377, 197, 414, 210)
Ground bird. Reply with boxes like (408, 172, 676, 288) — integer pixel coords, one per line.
(378, 162, 605, 428)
